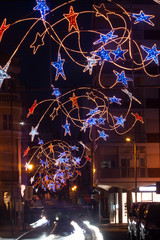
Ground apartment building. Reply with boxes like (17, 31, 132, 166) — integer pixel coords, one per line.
(92, 0, 160, 223)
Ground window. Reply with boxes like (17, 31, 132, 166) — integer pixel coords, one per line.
(101, 160, 115, 168)
(3, 114, 11, 130)
(121, 158, 130, 168)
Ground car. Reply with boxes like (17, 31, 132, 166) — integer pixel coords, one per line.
(128, 202, 140, 240)
(128, 202, 150, 240)
(139, 202, 160, 240)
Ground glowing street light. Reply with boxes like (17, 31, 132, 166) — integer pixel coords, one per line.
(125, 137, 137, 202)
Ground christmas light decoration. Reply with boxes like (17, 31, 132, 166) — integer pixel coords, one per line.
(33, 0, 49, 20)
(141, 44, 160, 65)
(1, 0, 160, 192)
(26, 87, 142, 142)
(63, 6, 79, 32)
(24, 140, 91, 192)
(93, 30, 118, 45)
(51, 54, 66, 81)
(0, 62, 11, 88)
(0, 18, 10, 42)
(132, 10, 155, 26)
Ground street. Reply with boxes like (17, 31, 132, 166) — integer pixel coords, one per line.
(16, 223, 128, 240)
(100, 224, 128, 240)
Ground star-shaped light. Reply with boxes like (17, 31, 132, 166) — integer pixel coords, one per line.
(30, 32, 45, 54)
(93, 47, 112, 64)
(51, 54, 66, 81)
(87, 117, 97, 126)
(74, 157, 81, 164)
(114, 70, 132, 88)
(50, 108, 59, 121)
(83, 56, 97, 75)
(51, 86, 61, 98)
(132, 10, 154, 26)
(0, 62, 11, 89)
(38, 138, 43, 145)
(27, 100, 38, 118)
(97, 117, 106, 125)
(62, 120, 71, 136)
(0, 18, 10, 42)
(23, 146, 30, 157)
(94, 30, 118, 45)
(114, 115, 126, 127)
(70, 92, 79, 108)
(131, 113, 144, 123)
(93, 3, 114, 18)
(33, 0, 49, 20)
(63, 6, 79, 32)
(121, 89, 141, 104)
(71, 145, 79, 151)
(25, 162, 29, 171)
(109, 96, 122, 105)
(49, 143, 54, 153)
(29, 125, 39, 141)
(141, 44, 160, 65)
(87, 107, 99, 116)
(98, 130, 109, 141)
(30, 177, 34, 184)
(80, 121, 88, 132)
(85, 156, 91, 162)
(112, 46, 128, 61)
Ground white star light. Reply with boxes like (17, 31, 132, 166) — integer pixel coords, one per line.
(0, 62, 11, 89)
(29, 125, 39, 141)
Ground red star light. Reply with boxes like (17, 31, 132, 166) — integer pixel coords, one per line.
(70, 92, 79, 108)
(132, 113, 144, 123)
(27, 100, 38, 118)
(0, 18, 10, 42)
(63, 6, 79, 32)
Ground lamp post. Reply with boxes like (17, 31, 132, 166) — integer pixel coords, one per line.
(126, 138, 137, 202)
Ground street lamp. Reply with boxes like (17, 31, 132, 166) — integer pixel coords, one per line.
(126, 138, 137, 202)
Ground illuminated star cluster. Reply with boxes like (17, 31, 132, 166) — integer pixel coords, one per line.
(24, 140, 91, 192)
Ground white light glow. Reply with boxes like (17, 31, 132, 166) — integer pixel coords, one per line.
(83, 221, 103, 240)
(139, 186, 156, 192)
(30, 216, 48, 228)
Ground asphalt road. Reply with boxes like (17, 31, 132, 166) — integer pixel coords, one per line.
(100, 224, 128, 240)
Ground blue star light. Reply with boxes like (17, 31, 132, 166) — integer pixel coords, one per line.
(62, 120, 71, 136)
(93, 47, 112, 64)
(87, 107, 99, 116)
(114, 115, 126, 127)
(97, 117, 106, 125)
(51, 54, 66, 81)
(141, 44, 160, 65)
(113, 70, 132, 88)
(94, 30, 118, 45)
(98, 130, 109, 141)
(83, 57, 97, 75)
(87, 117, 97, 126)
(132, 10, 154, 26)
(0, 62, 11, 89)
(112, 46, 127, 61)
(33, 0, 49, 20)
(71, 145, 79, 151)
(52, 87, 61, 98)
(109, 96, 122, 105)
(38, 138, 43, 145)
